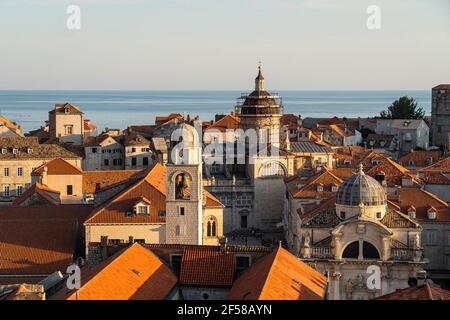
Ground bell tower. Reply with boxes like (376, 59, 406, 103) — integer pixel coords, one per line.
(165, 123, 204, 245)
(236, 64, 283, 149)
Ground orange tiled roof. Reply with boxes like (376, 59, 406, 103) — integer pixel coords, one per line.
(205, 113, 240, 132)
(155, 113, 185, 124)
(32, 158, 82, 175)
(399, 150, 441, 167)
(179, 247, 235, 287)
(228, 246, 327, 300)
(83, 120, 97, 131)
(85, 164, 166, 224)
(204, 190, 224, 207)
(366, 157, 417, 187)
(420, 171, 450, 185)
(12, 182, 61, 206)
(54, 243, 177, 300)
(287, 168, 343, 199)
(374, 282, 450, 300)
(0, 205, 93, 276)
(420, 156, 450, 173)
(82, 170, 143, 194)
(395, 187, 450, 222)
(281, 114, 300, 126)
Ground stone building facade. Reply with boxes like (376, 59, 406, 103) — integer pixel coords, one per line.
(286, 165, 426, 299)
(431, 84, 450, 147)
(0, 137, 81, 204)
(48, 103, 85, 145)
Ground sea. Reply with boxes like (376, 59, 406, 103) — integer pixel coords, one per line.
(0, 90, 431, 134)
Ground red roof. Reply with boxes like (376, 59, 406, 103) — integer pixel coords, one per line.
(85, 164, 166, 224)
(54, 243, 177, 300)
(32, 158, 82, 175)
(204, 190, 224, 207)
(228, 247, 327, 300)
(374, 282, 450, 300)
(399, 150, 442, 168)
(205, 114, 240, 132)
(82, 170, 143, 194)
(395, 187, 450, 221)
(12, 182, 60, 206)
(0, 205, 93, 276)
(179, 247, 235, 287)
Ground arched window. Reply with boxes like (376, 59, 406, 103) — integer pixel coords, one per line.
(363, 241, 380, 259)
(259, 161, 286, 177)
(342, 241, 359, 259)
(205, 216, 217, 237)
(342, 241, 380, 259)
(174, 173, 191, 200)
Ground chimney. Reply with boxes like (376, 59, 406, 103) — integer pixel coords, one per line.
(219, 236, 228, 253)
(100, 236, 108, 261)
(42, 166, 48, 185)
(416, 270, 428, 287)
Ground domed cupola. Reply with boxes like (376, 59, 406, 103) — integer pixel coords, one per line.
(337, 164, 387, 206)
(336, 164, 387, 221)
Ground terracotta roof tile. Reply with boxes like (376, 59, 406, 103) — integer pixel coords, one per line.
(374, 282, 450, 300)
(420, 156, 450, 173)
(287, 168, 342, 199)
(179, 247, 235, 287)
(0, 137, 80, 160)
(229, 247, 327, 300)
(82, 170, 143, 194)
(395, 187, 450, 222)
(12, 183, 61, 206)
(85, 164, 166, 224)
(205, 113, 240, 132)
(399, 150, 442, 168)
(0, 205, 93, 276)
(204, 190, 224, 207)
(54, 243, 177, 300)
(32, 158, 82, 175)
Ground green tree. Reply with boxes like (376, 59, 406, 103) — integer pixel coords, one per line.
(379, 96, 425, 119)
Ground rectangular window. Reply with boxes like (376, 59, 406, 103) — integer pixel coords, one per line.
(131, 157, 137, 166)
(4, 168, 9, 177)
(138, 206, 148, 215)
(179, 206, 185, 216)
(104, 159, 109, 166)
(3, 185, 10, 197)
(447, 231, 450, 246)
(17, 167, 23, 177)
(158, 210, 166, 217)
(175, 225, 185, 236)
(65, 125, 73, 135)
(143, 157, 149, 166)
(67, 185, 73, 195)
(131, 147, 136, 153)
(426, 230, 438, 246)
(17, 185, 23, 196)
(92, 147, 97, 153)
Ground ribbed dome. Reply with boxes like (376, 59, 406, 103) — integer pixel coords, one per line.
(336, 165, 387, 206)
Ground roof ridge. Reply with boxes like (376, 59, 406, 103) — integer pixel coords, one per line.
(85, 176, 148, 224)
(257, 247, 280, 299)
(418, 188, 449, 207)
(71, 243, 142, 298)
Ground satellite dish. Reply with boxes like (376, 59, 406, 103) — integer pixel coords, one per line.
(408, 277, 418, 287)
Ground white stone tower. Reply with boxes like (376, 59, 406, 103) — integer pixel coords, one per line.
(165, 123, 204, 245)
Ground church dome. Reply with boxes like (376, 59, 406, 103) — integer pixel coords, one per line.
(336, 165, 387, 207)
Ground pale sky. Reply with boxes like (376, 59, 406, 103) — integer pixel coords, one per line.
(0, 0, 449, 90)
